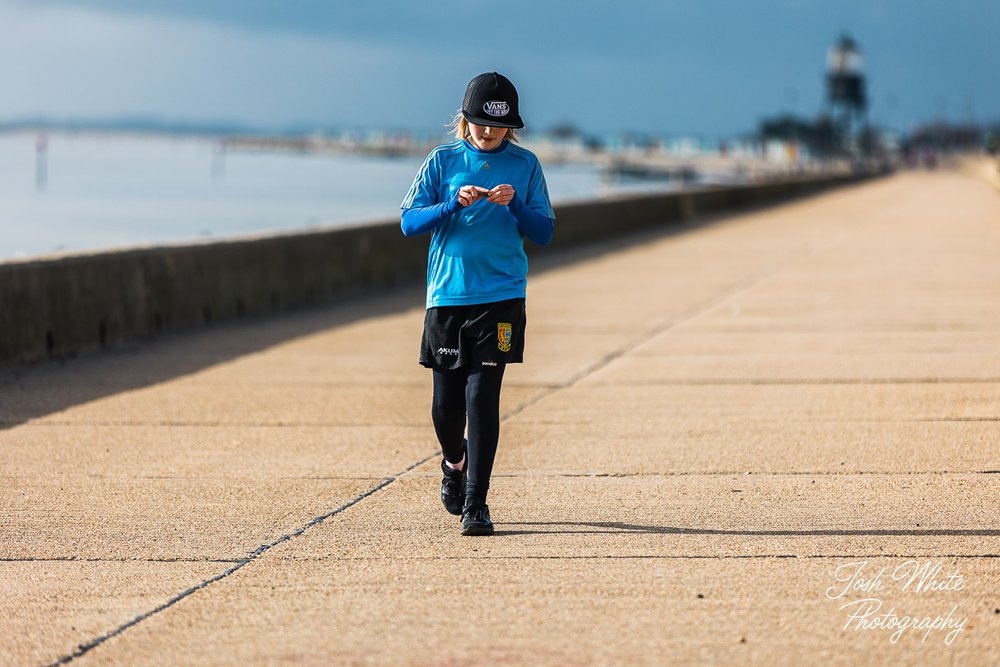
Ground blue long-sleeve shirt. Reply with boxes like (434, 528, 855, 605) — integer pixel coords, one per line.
(400, 139, 555, 308)
(401, 192, 553, 246)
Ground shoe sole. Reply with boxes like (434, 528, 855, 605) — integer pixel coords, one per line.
(461, 522, 494, 536)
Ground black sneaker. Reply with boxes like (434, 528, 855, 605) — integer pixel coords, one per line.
(461, 502, 494, 536)
(440, 458, 465, 516)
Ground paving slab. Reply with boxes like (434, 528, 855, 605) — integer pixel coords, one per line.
(14, 383, 429, 426)
(589, 353, 1000, 382)
(622, 330, 1000, 382)
(524, 383, 1000, 421)
(0, 561, 222, 667)
(496, 420, 1000, 475)
(10, 384, 546, 427)
(0, 424, 436, 479)
(266, 475, 1000, 560)
(0, 477, 380, 560)
(632, 330, 1000, 357)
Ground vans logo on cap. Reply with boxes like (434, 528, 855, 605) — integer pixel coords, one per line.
(483, 101, 509, 117)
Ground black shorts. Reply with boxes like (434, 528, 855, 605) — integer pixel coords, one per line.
(419, 298, 526, 370)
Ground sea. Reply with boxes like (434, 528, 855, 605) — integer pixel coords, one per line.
(0, 132, 684, 262)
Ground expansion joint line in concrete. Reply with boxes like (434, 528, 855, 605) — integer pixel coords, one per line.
(45, 455, 436, 667)
(46, 242, 821, 665)
(269, 553, 1000, 561)
(431, 553, 1000, 561)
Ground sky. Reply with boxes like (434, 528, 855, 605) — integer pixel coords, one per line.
(1, 0, 997, 139)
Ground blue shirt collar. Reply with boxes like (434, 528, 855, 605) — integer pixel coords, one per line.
(462, 139, 509, 155)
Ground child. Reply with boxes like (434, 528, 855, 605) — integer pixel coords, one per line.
(401, 72, 555, 536)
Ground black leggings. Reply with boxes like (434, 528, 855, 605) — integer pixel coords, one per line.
(431, 364, 506, 503)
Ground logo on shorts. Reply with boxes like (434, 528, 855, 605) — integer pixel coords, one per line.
(437, 347, 459, 356)
(483, 101, 509, 117)
(497, 322, 512, 352)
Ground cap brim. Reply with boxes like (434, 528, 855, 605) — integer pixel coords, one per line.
(461, 110, 524, 129)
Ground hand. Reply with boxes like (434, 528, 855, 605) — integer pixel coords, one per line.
(487, 184, 515, 206)
(457, 185, 486, 207)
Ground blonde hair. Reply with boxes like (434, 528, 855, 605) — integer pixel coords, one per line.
(449, 111, 520, 143)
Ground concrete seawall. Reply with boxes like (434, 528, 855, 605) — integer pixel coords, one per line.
(0, 173, 869, 366)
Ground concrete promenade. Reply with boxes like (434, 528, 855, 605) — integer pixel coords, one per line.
(2, 169, 999, 665)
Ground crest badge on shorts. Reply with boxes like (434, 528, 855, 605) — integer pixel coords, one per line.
(497, 322, 512, 352)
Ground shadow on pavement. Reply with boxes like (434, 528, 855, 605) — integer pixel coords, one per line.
(0, 288, 427, 430)
(497, 522, 1000, 537)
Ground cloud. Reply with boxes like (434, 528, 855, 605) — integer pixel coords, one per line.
(0, 3, 452, 128)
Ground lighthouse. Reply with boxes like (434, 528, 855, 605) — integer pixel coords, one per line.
(826, 33, 868, 153)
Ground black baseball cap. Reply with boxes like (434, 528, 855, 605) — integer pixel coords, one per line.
(461, 72, 524, 129)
